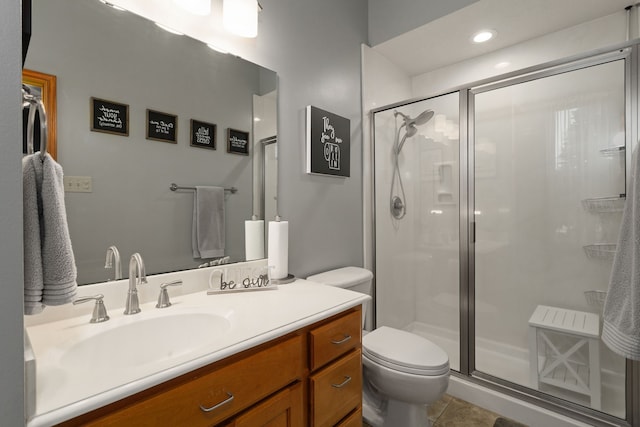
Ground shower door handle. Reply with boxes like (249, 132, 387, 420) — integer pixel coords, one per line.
(471, 221, 476, 244)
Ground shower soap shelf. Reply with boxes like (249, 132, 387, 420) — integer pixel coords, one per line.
(581, 196, 625, 213)
(599, 145, 625, 156)
(582, 244, 616, 260)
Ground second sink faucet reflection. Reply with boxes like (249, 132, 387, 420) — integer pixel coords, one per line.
(104, 245, 122, 281)
(124, 253, 147, 315)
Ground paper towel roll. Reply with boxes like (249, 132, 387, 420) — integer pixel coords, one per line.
(268, 221, 288, 279)
(245, 220, 265, 261)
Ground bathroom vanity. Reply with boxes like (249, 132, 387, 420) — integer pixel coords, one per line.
(25, 269, 368, 427)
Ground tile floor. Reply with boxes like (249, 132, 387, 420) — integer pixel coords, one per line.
(363, 394, 528, 427)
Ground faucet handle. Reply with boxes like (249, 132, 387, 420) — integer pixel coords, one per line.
(156, 280, 183, 308)
(73, 294, 110, 323)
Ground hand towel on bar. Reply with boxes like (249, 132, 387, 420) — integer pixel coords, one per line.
(192, 186, 225, 259)
(23, 154, 44, 315)
(602, 145, 640, 360)
(23, 152, 78, 314)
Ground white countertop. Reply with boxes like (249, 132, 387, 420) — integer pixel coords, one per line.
(26, 279, 369, 427)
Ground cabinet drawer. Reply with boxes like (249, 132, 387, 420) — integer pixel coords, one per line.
(85, 335, 304, 427)
(310, 350, 362, 427)
(230, 382, 304, 427)
(336, 408, 362, 427)
(309, 309, 361, 370)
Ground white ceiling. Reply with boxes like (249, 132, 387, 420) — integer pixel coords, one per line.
(374, 0, 632, 76)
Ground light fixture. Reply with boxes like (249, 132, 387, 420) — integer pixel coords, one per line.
(155, 22, 184, 36)
(254, 117, 262, 122)
(173, 0, 211, 16)
(472, 29, 496, 43)
(223, 0, 258, 38)
(99, 0, 126, 11)
(494, 61, 510, 69)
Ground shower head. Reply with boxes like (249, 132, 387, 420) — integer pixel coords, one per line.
(395, 109, 434, 129)
(394, 109, 434, 153)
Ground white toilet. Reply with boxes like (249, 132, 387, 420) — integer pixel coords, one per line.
(307, 266, 449, 427)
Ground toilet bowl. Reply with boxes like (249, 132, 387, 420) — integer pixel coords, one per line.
(306, 267, 450, 427)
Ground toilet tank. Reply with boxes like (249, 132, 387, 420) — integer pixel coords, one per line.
(306, 267, 374, 331)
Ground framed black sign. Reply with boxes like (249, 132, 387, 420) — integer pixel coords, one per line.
(190, 119, 216, 150)
(146, 109, 177, 143)
(227, 128, 250, 155)
(90, 97, 129, 136)
(305, 105, 350, 177)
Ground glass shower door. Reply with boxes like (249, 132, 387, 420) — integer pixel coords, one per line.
(373, 93, 461, 371)
(472, 59, 627, 417)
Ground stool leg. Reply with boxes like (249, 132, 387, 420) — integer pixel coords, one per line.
(589, 338, 601, 410)
(528, 326, 539, 389)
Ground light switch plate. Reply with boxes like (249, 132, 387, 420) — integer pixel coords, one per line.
(63, 176, 92, 193)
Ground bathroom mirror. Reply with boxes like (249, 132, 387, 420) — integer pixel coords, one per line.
(24, 0, 277, 285)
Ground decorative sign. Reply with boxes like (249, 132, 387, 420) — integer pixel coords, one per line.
(305, 105, 350, 177)
(190, 119, 216, 150)
(90, 97, 129, 136)
(227, 128, 250, 155)
(146, 109, 177, 143)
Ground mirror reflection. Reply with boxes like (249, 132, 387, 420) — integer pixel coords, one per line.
(25, 0, 277, 285)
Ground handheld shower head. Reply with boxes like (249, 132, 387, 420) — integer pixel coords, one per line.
(394, 109, 434, 128)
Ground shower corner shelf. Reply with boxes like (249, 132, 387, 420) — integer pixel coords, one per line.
(581, 196, 625, 213)
(599, 145, 625, 156)
(583, 244, 617, 260)
(584, 290, 607, 313)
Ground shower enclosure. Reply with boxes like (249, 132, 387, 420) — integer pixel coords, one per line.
(372, 45, 638, 425)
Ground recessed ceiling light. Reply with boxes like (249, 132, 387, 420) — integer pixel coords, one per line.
(155, 22, 184, 35)
(495, 61, 510, 69)
(472, 30, 496, 43)
(99, 0, 126, 11)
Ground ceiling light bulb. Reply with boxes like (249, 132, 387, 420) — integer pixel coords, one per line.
(173, 0, 211, 16)
(472, 30, 496, 43)
(223, 0, 258, 38)
(155, 22, 184, 35)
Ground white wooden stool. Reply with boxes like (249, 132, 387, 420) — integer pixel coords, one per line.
(528, 305, 601, 410)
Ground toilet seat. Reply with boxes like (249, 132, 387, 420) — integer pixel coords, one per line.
(362, 326, 449, 376)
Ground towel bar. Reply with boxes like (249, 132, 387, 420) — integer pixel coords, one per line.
(169, 183, 237, 194)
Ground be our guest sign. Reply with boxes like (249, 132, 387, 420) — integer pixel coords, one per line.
(305, 106, 350, 177)
(90, 97, 129, 136)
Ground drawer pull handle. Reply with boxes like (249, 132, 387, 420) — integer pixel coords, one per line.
(331, 334, 352, 345)
(199, 392, 234, 412)
(331, 376, 352, 388)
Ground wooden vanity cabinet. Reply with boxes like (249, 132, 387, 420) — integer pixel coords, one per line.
(58, 306, 362, 427)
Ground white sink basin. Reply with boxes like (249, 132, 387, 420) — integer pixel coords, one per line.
(60, 310, 233, 370)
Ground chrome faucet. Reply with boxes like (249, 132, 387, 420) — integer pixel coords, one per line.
(124, 253, 147, 315)
(104, 245, 122, 280)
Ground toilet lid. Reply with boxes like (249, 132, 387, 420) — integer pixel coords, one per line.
(362, 326, 449, 376)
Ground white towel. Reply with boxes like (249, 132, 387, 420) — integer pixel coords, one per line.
(602, 145, 640, 360)
(23, 152, 78, 315)
(192, 186, 225, 259)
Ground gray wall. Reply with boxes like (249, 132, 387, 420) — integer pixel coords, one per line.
(0, 0, 25, 423)
(368, 0, 477, 46)
(250, 0, 368, 277)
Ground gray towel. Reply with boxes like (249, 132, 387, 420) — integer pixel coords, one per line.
(192, 186, 225, 259)
(23, 154, 44, 315)
(602, 145, 640, 360)
(23, 152, 78, 314)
